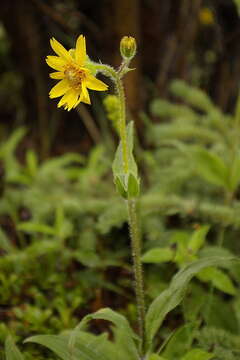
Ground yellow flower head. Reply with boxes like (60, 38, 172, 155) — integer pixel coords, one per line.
(199, 7, 215, 26)
(120, 36, 137, 59)
(46, 35, 108, 111)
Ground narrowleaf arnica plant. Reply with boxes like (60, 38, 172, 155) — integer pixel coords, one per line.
(4, 34, 238, 360)
(46, 33, 145, 350)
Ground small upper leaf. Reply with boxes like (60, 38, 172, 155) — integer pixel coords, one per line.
(112, 122, 139, 198)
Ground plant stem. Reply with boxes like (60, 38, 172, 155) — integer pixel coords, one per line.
(95, 63, 129, 172)
(127, 198, 145, 353)
(115, 75, 145, 352)
(115, 77, 129, 173)
(98, 61, 145, 353)
(96, 62, 129, 173)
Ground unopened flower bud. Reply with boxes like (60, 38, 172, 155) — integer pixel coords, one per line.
(120, 36, 137, 60)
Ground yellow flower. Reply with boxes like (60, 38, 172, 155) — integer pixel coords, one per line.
(46, 35, 108, 111)
(199, 7, 215, 26)
(120, 36, 137, 59)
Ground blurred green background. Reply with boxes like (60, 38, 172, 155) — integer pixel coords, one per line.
(1, 0, 240, 156)
(2, 1, 240, 359)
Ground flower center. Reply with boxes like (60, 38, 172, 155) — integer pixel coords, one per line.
(64, 65, 86, 89)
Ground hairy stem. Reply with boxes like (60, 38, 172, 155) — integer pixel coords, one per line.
(115, 75, 145, 353)
(98, 61, 145, 353)
(127, 198, 145, 353)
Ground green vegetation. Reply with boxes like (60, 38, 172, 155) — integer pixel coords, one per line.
(1, 2, 240, 359)
(1, 41, 240, 359)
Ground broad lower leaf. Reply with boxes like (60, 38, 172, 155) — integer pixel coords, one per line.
(181, 349, 214, 360)
(25, 333, 106, 360)
(69, 308, 139, 360)
(145, 256, 235, 350)
(5, 336, 24, 360)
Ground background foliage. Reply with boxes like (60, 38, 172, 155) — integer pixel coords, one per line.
(1, 1, 240, 359)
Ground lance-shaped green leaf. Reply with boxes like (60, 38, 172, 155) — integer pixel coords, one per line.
(145, 256, 236, 350)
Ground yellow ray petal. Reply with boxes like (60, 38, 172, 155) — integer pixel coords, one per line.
(74, 97, 82, 108)
(69, 49, 76, 59)
(85, 74, 108, 91)
(57, 90, 72, 108)
(67, 91, 79, 111)
(49, 79, 70, 99)
(46, 56, 66, 71)
(57, 90, 79, 110)
(75, 35, 87, 66)
(50, 72, 64, 79)
(80, 84, 91, 104)
(50, 38, 72, 61)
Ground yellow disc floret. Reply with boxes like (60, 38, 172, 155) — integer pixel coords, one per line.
(64, 65, 87, 89)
